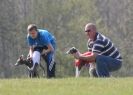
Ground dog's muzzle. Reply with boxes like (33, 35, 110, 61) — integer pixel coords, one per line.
(15, 62, 19, 66)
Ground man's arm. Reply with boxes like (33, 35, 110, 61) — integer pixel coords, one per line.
(28, 46, 34, 58)
(72, 52, 97, 62)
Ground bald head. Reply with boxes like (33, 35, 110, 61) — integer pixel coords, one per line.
(84, 23, 97, 40)
(85, 23, 96, 32)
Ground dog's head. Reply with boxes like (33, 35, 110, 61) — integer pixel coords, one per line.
(66, 47, 78, 54)
(15, 55, 25, 66)
(15, 55, 33, 68)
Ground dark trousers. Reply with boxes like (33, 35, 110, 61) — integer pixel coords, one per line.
(42, 52, 56, 78)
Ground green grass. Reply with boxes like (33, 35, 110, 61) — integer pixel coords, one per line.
(0, 77, 133, 95)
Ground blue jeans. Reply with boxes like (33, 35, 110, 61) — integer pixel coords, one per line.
(95, 55, 122, 77)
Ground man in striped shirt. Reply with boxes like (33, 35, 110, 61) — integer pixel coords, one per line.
(72, 23, 122, 77)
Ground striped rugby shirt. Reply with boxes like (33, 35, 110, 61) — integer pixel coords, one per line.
(87, 32, 122, 61)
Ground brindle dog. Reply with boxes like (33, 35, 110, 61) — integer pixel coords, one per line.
(15, 55, 45, 78)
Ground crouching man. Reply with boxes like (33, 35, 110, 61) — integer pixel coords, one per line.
(72, 23, 122, 77)
(27, 24, 56, 78)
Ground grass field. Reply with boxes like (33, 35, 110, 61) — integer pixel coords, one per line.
(0, 77, 133, 95)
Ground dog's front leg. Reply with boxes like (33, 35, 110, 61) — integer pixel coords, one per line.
(28, 64, 39, 78)
(32, 63, 39, 78)
(75, 66, 80, 78)
(28, 70, 33, 78)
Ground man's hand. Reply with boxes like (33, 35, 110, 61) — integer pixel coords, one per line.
(42, 49, 48, 55)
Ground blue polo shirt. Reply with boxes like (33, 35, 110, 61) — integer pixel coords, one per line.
(27, 29, 56, 49)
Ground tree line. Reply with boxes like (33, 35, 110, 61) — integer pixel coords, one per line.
(0, 0, 132, 78)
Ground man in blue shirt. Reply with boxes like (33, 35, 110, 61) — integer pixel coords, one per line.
(27, 24, 56, 78)
(72, 23, 122, 77)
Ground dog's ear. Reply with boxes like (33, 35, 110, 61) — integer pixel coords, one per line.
(20, 55, 24, 59)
